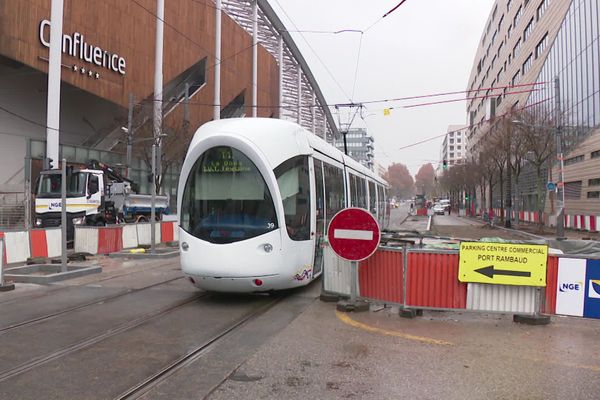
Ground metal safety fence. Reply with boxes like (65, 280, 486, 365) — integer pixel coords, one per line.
(323, 245, 600, 321)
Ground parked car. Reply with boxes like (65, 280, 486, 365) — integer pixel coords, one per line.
(433, 203, 445, 215)
(439, 199, 450, 211)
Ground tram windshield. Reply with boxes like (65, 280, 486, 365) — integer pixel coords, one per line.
(180, 146, 278, 244)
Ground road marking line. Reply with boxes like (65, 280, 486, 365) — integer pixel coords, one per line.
(335, 311, 453, 346)
(333, 229, 373, 240)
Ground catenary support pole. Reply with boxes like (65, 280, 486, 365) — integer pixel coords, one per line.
(278, 35, 283, 118)
(61, 159, 67, 272)
(297, 65, 302, 124)
(505, 125, 512, 228)
(252, 0, 258, 117)
(45, 0, 64, 169)
(151, 0, 165, 254)
(555, 76, 565, 239)
(214, 0, 222, 120)
(126, 93, 134, 178)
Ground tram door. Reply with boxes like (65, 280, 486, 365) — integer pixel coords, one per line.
(312, 160, 325, 276)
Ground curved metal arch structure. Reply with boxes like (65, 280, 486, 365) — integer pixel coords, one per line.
(220, 0, 338, 142)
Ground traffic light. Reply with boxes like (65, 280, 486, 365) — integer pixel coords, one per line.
(465, 194, 470, 201)
(442, 159, 448, 170)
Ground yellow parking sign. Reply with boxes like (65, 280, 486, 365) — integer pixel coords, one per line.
(459, 242, 548, 286)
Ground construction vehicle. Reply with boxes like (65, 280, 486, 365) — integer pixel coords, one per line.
(34, 160, 170, 239)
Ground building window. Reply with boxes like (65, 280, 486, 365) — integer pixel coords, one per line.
(514, 5, 523, 27)
(513, 38, 521, 58)
(589, 178, 600, 186)
(564, 155, 584, 166)
(591, 150, 600, 159)
(523, 18, 534, 42)
(537, 0, 549, 21)
(565, 181, 582, 199)
(522, 53, 533, 75)
(511, 70, 521, 86)
(587, 191, 600, 199)
(535, 33, 548, 58)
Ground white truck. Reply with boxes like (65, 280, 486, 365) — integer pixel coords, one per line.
(35, 160, 170, 239)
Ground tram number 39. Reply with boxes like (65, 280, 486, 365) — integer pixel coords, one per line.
(267, 222, 275, 229)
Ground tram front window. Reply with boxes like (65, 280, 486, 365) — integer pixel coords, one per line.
(181, 146, 278, 244)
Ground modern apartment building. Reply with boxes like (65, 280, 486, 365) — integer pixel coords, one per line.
(466, 0, 571, 153)
(439, 125, 468, 173)
(466, 0, 600, 228)
(335, 128, 375, 170)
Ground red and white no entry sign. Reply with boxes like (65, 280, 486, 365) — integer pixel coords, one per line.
(327, 208, 380, 261)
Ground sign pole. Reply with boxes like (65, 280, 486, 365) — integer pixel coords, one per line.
(350, 261, 358, 303)
(61, 158, 67, 272)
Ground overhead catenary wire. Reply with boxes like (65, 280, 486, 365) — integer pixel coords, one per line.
(396, 97, 553, 151)
(363, 0, 410, 33)
(350, 81, 549, 106)
(403, 88, 541, 109)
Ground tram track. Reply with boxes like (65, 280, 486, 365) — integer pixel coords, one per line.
(0, 275, 185, 334)
(114, 295, 285, 400)
(0, 291, 207, 383)
(0, 258, 181, 307)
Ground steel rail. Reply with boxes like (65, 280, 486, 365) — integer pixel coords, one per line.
(0, 292, 206, 382)
(114, 296, 284, 400)
(0, 259, 180, 307)
(0, 275, 185, 333)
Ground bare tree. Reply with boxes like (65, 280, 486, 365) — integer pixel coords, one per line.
(513, 109, 556, 228)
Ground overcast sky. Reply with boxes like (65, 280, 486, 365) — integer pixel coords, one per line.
(270, 0, 495, 176)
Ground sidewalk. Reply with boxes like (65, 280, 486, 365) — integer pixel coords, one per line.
(431, 212, 600, 242)
(209, 289, 600, 400)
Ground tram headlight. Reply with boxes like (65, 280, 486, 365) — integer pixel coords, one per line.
(35, 218, 43, 227)
(263, 243, 273, 253)
(181, 242, 189, 251)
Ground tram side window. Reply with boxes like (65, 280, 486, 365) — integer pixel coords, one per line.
(274, 156, 311, 241)
(350, 174, 367, 209)
(368, 181, 376, 215)
(377, 185, 386, 226)
(349, 174, 359, 207)
(359, 178, 367, 209)
(323, 164, 345, 228)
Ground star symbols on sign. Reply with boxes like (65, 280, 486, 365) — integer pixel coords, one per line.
(95, 72, 100, 79)
(88, 70, 93, 77)
(72, 65, 79, 72)
(80, 67, 86, 74)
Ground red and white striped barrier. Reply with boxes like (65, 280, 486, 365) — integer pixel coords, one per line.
(564, 214, 599, 232)
(75, 221, 178, 255)
(0, 228, 64, 264)
(29, 228, 62, 259)
(0, 221, 180, 264)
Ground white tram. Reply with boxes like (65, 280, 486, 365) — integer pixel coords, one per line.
(178, 118, 389, 293)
